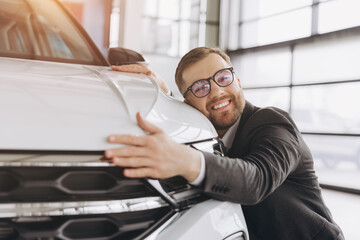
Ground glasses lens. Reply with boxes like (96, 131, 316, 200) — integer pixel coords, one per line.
(191, 79, 210, 97)
(215, 69, 233, 86)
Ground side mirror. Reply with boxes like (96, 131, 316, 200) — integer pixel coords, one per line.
(107, 47, 147, 66)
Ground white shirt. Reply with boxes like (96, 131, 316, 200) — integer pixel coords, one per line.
(190, 116, 241, 185)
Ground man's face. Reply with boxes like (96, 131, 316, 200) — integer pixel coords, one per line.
(181, 53, 245, 137)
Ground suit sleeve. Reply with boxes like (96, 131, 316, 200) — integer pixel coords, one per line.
(200, 110, 301, 205)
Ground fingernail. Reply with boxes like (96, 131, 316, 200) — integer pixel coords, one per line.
(123, 169, 130, 177)
(112, 157, 119, 164)
(106, 150, 112, 157)
(108, 136, 116, 142)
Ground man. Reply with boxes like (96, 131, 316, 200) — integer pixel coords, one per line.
(106, 47, 343, 239)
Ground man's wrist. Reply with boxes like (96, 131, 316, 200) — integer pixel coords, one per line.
(189, 151, 205, 186)
(181, 147, 202, 183)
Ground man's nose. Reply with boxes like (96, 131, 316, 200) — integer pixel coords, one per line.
(209, 79, 225, 96)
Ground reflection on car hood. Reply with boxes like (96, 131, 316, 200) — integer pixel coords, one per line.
(0, 57, 217, 150)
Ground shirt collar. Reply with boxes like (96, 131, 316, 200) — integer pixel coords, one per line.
(221, 116, 241, 150)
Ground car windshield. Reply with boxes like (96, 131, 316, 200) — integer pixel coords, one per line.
(0, 0, 108, 66)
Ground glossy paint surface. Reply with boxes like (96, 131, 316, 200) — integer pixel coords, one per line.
(0, 57, 217, 151)
(147, 199, 249, 240)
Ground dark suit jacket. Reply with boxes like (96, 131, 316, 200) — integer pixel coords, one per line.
(201, 101, 343, 240)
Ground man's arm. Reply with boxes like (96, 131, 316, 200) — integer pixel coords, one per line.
(105, 112, 201, 182)
(105, 110, 300, 206)
(200, 117, 301, 205)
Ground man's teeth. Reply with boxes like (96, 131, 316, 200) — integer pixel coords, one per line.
(213, 101, 230, 110)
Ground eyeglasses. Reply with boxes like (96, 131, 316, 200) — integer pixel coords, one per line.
(182, 67, 234, 98)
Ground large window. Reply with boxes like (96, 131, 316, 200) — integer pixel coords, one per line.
(226, 0, 360, 191)
(141, 0, 220, 57)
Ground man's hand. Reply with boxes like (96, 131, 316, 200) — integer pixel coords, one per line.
(104, 113, 201, 182)
(111, 64, 170, 94)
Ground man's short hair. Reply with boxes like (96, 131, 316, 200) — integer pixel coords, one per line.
(175, 47, 232, 93)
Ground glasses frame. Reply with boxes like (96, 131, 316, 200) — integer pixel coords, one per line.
(182, 67, 234, 98)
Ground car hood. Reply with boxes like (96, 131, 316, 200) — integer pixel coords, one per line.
(0, 57, 217, 151)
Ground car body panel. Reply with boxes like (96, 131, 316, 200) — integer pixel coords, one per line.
(0, 57, 217, 151)
(147, 200, 248, 240)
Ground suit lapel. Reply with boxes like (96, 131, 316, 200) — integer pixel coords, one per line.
(227, 101, 257, 157)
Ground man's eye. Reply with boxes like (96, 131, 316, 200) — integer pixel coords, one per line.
(194, 85, 208, 93)
(217, 75, 231, 84)
(218, 77, 226, 83)
(218, 76, 230, 83)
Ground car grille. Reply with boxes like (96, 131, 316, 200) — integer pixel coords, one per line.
(0, 167, 156, 202)
(0, 141, 220, 239)
(0, 208, 173, 239)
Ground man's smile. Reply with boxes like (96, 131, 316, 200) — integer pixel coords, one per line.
(211, 100, 231, 111)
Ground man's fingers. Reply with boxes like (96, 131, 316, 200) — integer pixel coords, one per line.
(112, 157, 153, 168)
(111, 65, 132, 72)
(107, 134, 147, 146)
(111, 65, 141, 73)
(111, 64, 150, 75)
(105, 145, 149, 158)
(136, 113, 163, 135)
(123, 167, 155, 178)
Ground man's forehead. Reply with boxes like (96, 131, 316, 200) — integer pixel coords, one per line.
(182, 54, 230, 84)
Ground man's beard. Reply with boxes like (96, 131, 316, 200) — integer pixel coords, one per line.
(207, 93, 244, 131)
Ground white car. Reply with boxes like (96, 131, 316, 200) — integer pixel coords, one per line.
(0, 0, 248, 239)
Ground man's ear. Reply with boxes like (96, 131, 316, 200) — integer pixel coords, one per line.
(236, 76, 242, 88)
